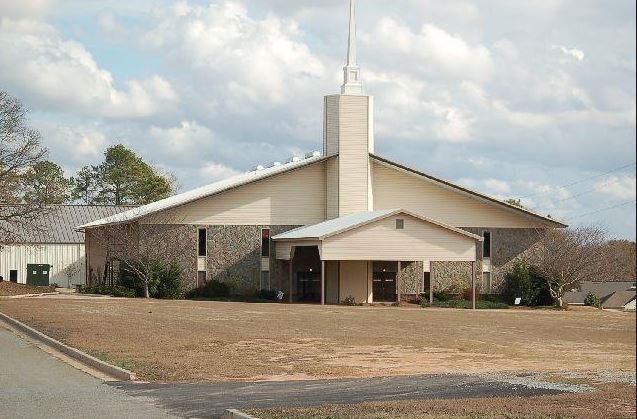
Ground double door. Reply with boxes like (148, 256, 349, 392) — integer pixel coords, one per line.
(373, 271, 397, 302)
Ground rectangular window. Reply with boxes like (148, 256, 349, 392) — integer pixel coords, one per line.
(396, 219, 405, 230)
(198, 228, 207, 257)
(483, 231, 491, 258)
(261, 229, 271, 257)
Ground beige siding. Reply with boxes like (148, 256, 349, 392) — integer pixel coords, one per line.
(143, 162, 327, 226)
(339, 96, 371, 215)
(324, 95, 340, 157)
(322, 214, 477, 261)
(372, 160, 555, 228)
(326, 157, 339, 220)
(0, 244, 86, 286)
(339, 260, 370, 303)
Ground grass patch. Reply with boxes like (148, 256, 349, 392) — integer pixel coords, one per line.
(422, 299, 509, 309)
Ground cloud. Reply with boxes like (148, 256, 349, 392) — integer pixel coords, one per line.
(143, 1, 325, 108)
(199, 163, 241, 182)
(0, 0, 52, 17)
(555, 45, 585, 62)
(594, 176, 637, 201)
(0, 17, 179, 119)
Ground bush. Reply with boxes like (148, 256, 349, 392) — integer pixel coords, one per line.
(423, 298, 508, 310)
(433, 290, 453, 302)
(118, 259, 184, 299)
(584, 293, 602, 309)
(502, 261, 552, 306)
(188, 280, 232, 299)
(341, 296, 361, 306)
(255, 289, 279, 301)
(79, 285, 135, 298)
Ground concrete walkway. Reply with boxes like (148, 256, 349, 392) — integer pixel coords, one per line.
(0, 324, 178, 419)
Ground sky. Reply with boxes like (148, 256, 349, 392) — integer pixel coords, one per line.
(0, 0, 635, 239)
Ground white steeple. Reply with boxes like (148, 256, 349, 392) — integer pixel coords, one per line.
(341, 0, 363, 95)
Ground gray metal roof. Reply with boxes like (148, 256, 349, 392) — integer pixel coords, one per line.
(78, 153, 328, 229)
(2, 205, 135, 244)
(272, 209, 483, 241)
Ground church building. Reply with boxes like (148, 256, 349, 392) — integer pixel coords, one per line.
(78, 1, 565, 304)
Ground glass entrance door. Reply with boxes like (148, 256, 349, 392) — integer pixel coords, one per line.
(373, 271, 397, 302)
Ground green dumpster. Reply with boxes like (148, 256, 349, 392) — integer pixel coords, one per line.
(26, 264, 51, 286)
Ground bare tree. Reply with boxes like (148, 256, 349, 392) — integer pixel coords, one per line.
(0, 91, 60, 244)
(86, 220, 192, 298)
(529, 226, 615, 308)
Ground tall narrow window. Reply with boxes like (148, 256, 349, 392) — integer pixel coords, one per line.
(261, 229, 271, 257)
(198, 228, 207, 257)
(483, 231, 491, 259)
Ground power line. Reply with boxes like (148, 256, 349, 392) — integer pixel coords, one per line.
(552, 177, 625, 204)
(518, 162, 636, 200)
(569, 200, 636, 220)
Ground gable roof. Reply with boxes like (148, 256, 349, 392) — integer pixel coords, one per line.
(272, 209, 483, 241)
(77, 153, 330, 230)
(602, 290, 637, 309)
(1, 205, 135, 244)
(370, 154, 567, 228)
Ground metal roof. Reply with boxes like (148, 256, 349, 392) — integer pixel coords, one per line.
(272, 209, 483, 241)
(2, 205, 135, 244)
(370, 154, 568, 228)
(77, 153, 329, 230)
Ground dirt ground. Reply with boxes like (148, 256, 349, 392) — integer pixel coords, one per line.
(249, 383, 636, 419)
(0, 297, 634, 382)
(0, 282, 56, 296)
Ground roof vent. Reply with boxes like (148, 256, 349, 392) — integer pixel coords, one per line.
(305, 151, 322, 159)
(272, 161, 282, 167)
(290, 156, 302, 163)
(254, 165, 265, 171)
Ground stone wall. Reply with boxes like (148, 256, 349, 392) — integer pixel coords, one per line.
(431, 227, 547, 294)
(399, 261, 423, 300)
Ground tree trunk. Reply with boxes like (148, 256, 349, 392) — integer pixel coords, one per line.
(143, 281, 150, 298)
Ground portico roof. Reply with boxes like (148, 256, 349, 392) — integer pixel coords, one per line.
(272, 209, 483, 242)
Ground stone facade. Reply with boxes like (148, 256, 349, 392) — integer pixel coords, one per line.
(431, 227, 547, 294)
(205, 225, 299, 294)
(399, 260, 424, 301)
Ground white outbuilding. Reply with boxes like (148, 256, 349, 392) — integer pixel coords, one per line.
(1, 205, 132, 287)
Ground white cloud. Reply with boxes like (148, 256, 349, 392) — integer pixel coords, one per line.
(363, 18, 494, 81)
(595, 176, 637, 201)
(0, 0, 52, 17)
(199, 163, 240, 182)
(143, 1, 325, 107)
(0, 18, 179, 118)
(555, 45, 585, 62)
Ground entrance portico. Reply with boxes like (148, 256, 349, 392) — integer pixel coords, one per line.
(273, 209, 483, 305)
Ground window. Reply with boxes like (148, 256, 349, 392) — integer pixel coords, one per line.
(482, 231, 491, 258)
(396, 219, 405, 230)
(198, 228, 207, 257)
(261, 229, 271, 257)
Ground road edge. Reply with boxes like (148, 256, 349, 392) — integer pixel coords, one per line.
(0, 311, 136, 381)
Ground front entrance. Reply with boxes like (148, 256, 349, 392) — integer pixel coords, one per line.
(373, 271, 397, 302)
(296, 271, 321, 302)
(26, 264, 51, 286)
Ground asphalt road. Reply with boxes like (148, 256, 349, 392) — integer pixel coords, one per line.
(113, 373, 570, 418)
(0, 324, 178, 419)
(1, 321, 575, 419)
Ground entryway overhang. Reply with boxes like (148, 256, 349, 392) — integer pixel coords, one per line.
(272, 209, 482, 262)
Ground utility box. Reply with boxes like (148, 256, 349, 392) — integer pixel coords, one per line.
(26, 264, 51, 286)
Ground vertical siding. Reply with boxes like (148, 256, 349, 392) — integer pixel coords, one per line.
(0, 244, 86, 286)
(372, 160, 554, 228)
(339, 96, 370, 215)
(143, 162, 327, 226)
(326, 157, 339, 220)
(322, 214, 477, 261)
(324, 95, 340, 157)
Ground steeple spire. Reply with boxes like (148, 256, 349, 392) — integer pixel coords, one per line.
(341, 0, 363, 95)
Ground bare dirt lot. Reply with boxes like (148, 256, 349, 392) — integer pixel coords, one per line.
(0, 297, 634, 383)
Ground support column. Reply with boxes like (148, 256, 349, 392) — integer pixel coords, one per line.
(397, 261, 402, 303)
(288, 246, 295, 304)
(429, 265, 434, 305)
(321, 260, 326, 306)
(471, 261, 476, 310)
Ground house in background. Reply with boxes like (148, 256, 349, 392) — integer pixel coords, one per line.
(78, 1, 566, 304)
(564, 281, 636, 310)
(0, 205, 132, 286)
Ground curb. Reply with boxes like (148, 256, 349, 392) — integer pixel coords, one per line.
(0, 311, 136, 381)
(221, 409, 258, 419)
